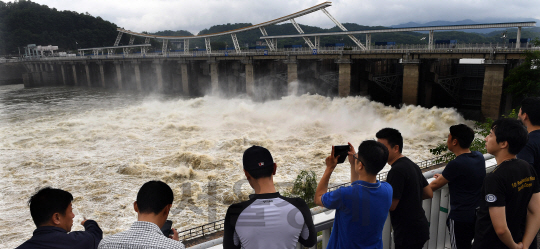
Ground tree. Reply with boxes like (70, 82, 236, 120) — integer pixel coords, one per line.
(504, 38, 540, 99)
(288, 170, 318, 207)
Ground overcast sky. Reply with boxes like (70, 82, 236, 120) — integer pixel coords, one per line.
(22, 0, 540, 34)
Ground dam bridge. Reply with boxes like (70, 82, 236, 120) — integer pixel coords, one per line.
(14, 1, 538, 119)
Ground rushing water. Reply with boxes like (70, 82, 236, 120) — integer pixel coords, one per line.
(0, 84, 470, 247)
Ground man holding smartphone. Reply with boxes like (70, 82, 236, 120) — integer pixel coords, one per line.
(98, 181, 185, 249)
(314, 140, 393, 248)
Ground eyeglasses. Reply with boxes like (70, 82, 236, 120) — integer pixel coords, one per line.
(353, 153, 364, 165)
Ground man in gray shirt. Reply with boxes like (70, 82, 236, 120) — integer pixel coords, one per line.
(223, 146, 317, 249)
(98, 181, 185, 249)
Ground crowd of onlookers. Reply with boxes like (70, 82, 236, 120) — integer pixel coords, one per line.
(15, 97, 540, 249)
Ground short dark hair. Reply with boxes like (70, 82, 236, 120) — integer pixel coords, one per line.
(136, 181, 174, 214)
(491, 118, 528, 155)
(521, 97, 540, 126)
(449, 124, 475, 149)
(357, 140, 389, 175)
(29, 187, 73, 227)
(376, 128, 403, 153)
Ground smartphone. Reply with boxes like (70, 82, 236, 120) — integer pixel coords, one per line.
(161, 220, 173, 237)
(334, 145, 350, 164)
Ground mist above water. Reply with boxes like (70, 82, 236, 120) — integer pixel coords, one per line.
(0, 84, 469, 247)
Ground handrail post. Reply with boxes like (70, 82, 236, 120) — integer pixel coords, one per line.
(322, 229, 331, 248)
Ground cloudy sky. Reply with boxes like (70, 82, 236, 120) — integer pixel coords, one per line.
(23, 0, 540, 34)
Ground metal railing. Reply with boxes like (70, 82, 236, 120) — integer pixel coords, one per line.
(186, 154, 496, 249)
(16, 43, 539, 62)
(171, 154, 447, 247)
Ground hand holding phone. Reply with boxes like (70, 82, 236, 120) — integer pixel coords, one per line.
(161, 220, 174, 238)
(333, 145, 350, 164)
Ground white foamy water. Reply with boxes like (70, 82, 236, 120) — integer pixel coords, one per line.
(0, 84, 470, 247)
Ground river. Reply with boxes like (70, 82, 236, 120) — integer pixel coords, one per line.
(0, 84, 470, 247)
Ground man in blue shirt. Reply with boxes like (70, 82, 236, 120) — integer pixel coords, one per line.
(429, 124, 486, 249)
(16, 187, 103, 249)
(315, 140, 393, 249)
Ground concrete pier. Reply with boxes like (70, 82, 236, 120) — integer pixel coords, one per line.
(84, 62, 91, 87)
(97, 61, 106, 87)
(153, 60, 164, 91)
(481, 63, 506, 119)
(402, 63, 420, 105)
(337, 59, 351, 97)
(60, 63, 67, 85)
(114, 61, 123, 89)
(179, 62, 189, 95)
(285, 59, 298, 95)
(210, 61, 219, 94)
(244, 61, 254, 97)
(132, 61, 143, 91)
(71, 63, 78, 86)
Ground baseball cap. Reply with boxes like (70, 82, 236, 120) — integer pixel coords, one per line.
(243, 146, 275, 178)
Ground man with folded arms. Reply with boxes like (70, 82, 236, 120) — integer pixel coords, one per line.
(472, 119, 540, 249)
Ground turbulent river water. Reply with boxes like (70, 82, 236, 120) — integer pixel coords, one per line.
(0, 84, 470, 247)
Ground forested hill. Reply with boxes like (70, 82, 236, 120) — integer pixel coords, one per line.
(0, 0, 123, 55)
(1, 0, 539, 55)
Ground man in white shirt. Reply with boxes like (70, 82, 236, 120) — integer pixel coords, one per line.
(98, 181, 185, 249)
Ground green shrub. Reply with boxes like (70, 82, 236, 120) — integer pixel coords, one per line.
(287, 170, 318, 208)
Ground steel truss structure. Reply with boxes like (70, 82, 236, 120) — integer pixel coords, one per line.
(371, 74, 402, 96)
(437, 76, 462, 103)
(79, 1, 535, 54)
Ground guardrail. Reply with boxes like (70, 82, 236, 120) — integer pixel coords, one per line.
(185, 154, 496, 249)
(17, 43, 539, 62)
(175, 155, 446, 245)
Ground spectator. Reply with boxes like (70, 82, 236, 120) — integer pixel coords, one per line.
(376, 128, 432, 249)
(517, 97, 540, 249)
(429, 124, 486, 249)
(314, 140, 393, 248)
(472, 119, 540, 249)
(223, 146, 317, 249)
(98, 181, 185, 249)
(518, 97, 540, 177)
(16, 187, 102, 249)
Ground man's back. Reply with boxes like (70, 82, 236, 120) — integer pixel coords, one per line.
(443, 151, 486, 222)
(322, 180, 392, 248)
(518, 130, 540, 175)
(473, 159, 540, 248)
(98, 221, 185, 249)
(223, 192, 316, 249)
(385, 157, 429, 246)
(17, 220, 102, 249)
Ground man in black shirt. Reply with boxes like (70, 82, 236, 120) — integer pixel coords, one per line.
(472, 119, 540, 249)
(518, 97, 540, 176)
(517, 97, 540, 249)
(16, 187, 103, 249)
(430, 124, 486, 249)
(223, 146, 317, 249)
(376, 128, 433, 249)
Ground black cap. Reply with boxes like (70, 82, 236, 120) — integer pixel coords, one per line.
(243, 146, 274, 178)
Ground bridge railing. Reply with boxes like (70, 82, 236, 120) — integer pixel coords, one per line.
(186, 154, 496, 249)
(21, 43, 539, 61)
